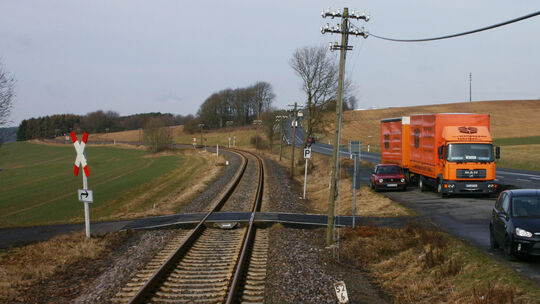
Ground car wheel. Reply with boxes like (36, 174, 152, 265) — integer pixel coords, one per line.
(419, 176, 426, 192)
(489, 226, 499, 249)
(503, 236, 517, 261)
(402, 186, 407, 192)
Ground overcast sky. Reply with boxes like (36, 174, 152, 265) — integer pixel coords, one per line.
(1, 1, 539, 127)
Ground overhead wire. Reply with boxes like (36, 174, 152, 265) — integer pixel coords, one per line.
(369, 10, 540, 42)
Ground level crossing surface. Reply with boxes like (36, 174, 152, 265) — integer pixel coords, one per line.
(0, 213, 411, 249)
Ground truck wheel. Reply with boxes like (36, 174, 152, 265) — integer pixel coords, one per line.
(437, 180, 447, 198)
(419, 176, 426, 192)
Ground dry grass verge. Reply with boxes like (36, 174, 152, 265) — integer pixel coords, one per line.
(341, 222, 540, 304)
(0, 231, 130, 303)
(259, 147, 412, 217)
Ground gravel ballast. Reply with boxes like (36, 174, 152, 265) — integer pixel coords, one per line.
(180, 149, 242, 213)
(74, 230, 178, 303)
(262, 156, 390, 303)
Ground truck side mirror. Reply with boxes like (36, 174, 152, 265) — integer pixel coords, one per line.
(495, 146, 500, 159)
(438, 145, 444, 159)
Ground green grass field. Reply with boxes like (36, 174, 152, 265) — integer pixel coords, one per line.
(494, 136, 540, 146)
(0, 142, 199, 227)
(495, 144, 540, 172)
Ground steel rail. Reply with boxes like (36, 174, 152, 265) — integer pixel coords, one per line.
(127, 150, 248, 304)
(225, 150, 264, 303)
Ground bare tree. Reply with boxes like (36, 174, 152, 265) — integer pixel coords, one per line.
(348, 95, 358, 110)
(252, 81, 275, 118)
(290, 45, 357, 148)
(289, 45, 339, 148)
(0, 62, 15, 127)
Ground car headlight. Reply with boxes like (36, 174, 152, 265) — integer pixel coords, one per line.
(378, 179, 383, 183)
(400, 178, 405, 183)
(516, 227, 533, 238)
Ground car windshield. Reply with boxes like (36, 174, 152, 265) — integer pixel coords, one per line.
(376, 166, 402, 174)
(512, 196, 540, 217)
(447, 143, 494, 162)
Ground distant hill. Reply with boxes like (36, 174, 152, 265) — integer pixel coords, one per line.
(327, 99, 540, 149)
(0, 127, 17, 143)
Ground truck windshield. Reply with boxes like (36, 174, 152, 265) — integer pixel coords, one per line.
(447, 143, 494, 162)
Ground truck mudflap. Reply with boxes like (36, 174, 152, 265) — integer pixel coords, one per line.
(440, 180, 498, 194)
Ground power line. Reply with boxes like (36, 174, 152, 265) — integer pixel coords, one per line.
(370, 10, 540, 42)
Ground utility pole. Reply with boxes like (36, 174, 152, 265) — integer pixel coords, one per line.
(288, 103, 299, 177)
(276, 115, 287, 161)
(469, 72, 472, 102)
(198, 123, 205, 149)
(321, 7, 369, 246)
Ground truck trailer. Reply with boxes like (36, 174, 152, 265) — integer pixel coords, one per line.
(381, 113, 500, 197)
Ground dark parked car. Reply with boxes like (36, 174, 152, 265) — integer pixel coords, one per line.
(490, 189, 540, 260)
(370, 164, 407, 191)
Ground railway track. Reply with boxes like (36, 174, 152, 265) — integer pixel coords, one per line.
(112, 149, 266, 304)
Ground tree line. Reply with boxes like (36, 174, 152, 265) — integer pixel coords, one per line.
(190, 81, 275, 132)
(16, 111, 194, 141)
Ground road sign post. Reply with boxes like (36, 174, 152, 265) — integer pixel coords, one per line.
(71, 131, 92, 239)
(353, 153, 359, 228)
(303, 147, 311, 199)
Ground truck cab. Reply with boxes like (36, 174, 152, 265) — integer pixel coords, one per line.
(437, 140, 500, 195)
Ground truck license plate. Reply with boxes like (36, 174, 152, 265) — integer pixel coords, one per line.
(387, 184, 397, 187)
(466, 184, 478, 188)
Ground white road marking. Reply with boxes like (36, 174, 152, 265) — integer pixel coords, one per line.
(497, 170, 540, 178)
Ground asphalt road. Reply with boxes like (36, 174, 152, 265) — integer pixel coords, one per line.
(286, 118, 540, 285)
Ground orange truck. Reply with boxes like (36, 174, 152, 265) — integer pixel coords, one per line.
(381, 113, 500, 197)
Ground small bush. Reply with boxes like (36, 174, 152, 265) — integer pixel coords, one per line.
(438, 257, 462, 277)
(423, 246, 446, 269)
(143, 117, 172, 153)
(250, 135, 267, 149)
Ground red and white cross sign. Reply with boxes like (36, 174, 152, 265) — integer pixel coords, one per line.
(71, 131, 90, 177)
